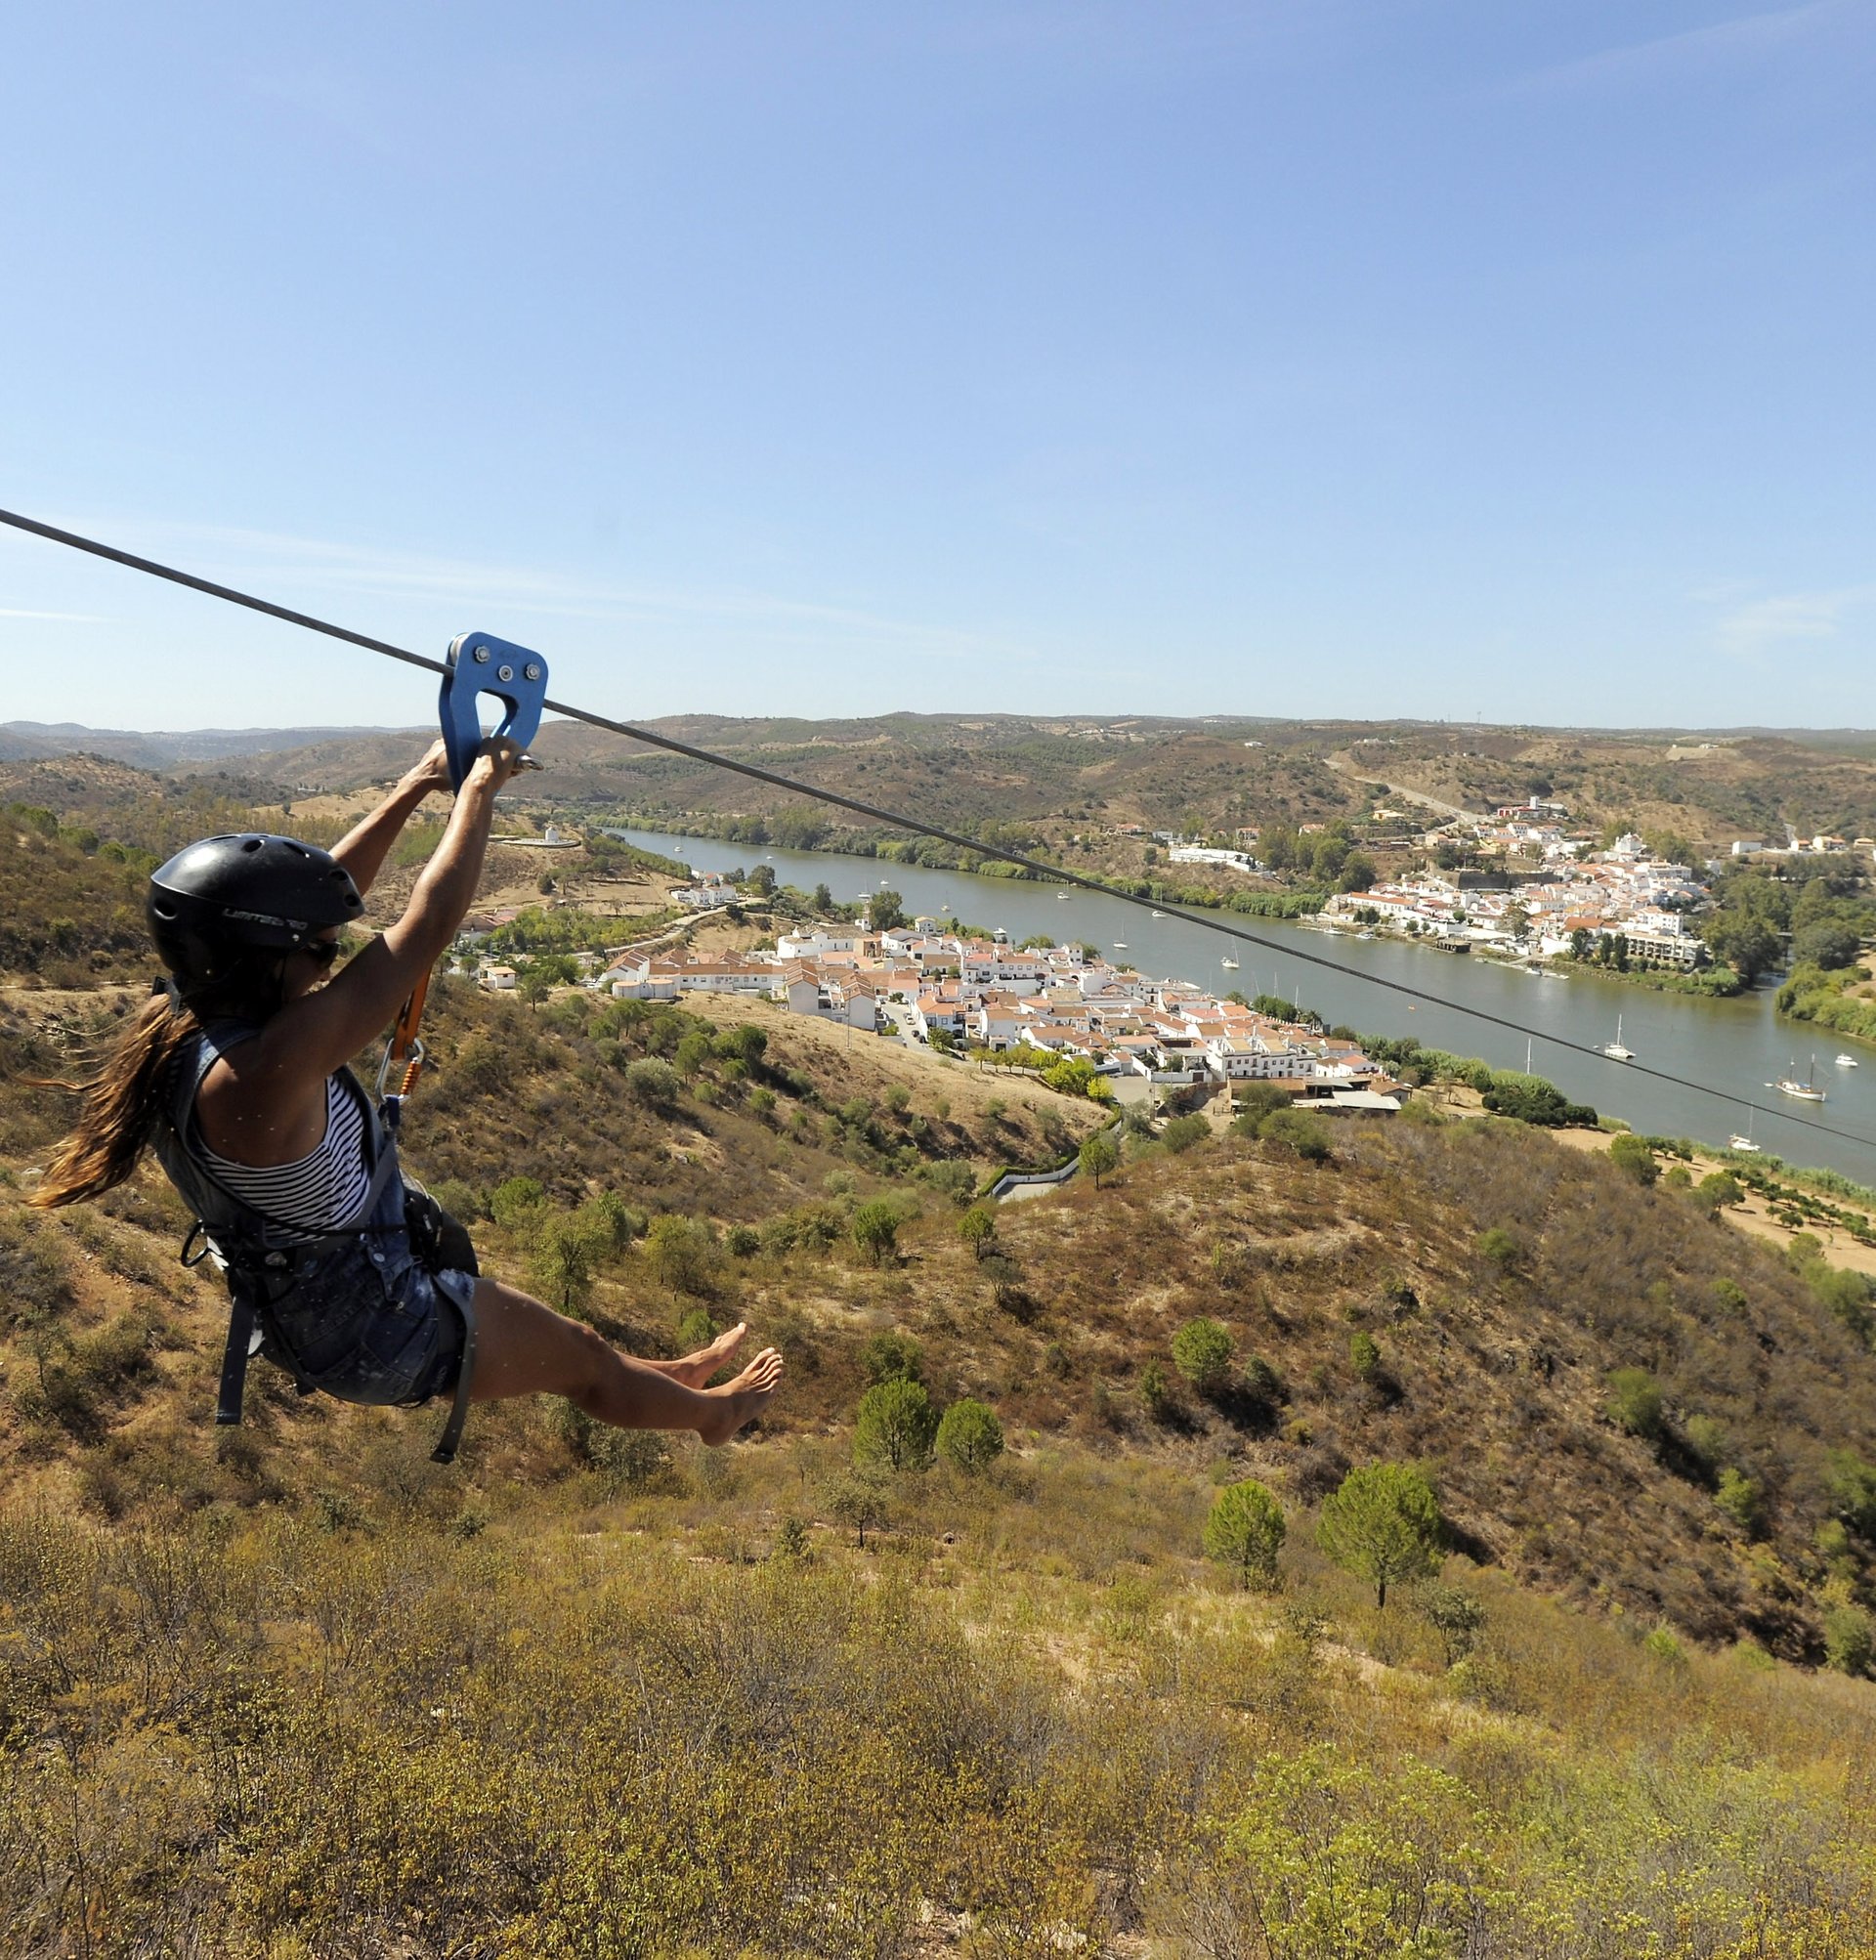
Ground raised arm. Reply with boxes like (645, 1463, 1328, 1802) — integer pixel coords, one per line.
(327, 740, 454, 897)
(201, 740, 522, 1138)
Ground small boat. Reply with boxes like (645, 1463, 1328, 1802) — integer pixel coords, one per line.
(1602, 1015, 1634, 1063)
(1837, 1054, 1860, 1068)
(1113, 942, 1128, 951)
(1057, 890, 1072, 900)
(1773, 1057, 1828, 1102)
(1151, 910, 1165, 917)
(1221, 957, 1240, 971)
(1357, 930, 1375, 940)
(1728, 1111, 1762, 1153)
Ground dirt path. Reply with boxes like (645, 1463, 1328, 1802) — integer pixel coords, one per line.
(1324, 749, 1479, 824)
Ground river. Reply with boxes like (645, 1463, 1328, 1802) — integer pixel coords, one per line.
(607, 827, 1876, 1187)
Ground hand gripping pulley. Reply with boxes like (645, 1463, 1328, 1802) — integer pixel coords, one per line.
(439, 630, 549, 789)
(379, 630, 550, 1129)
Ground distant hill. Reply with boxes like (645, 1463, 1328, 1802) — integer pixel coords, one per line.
(10, 713, 1876, 858)
(0, 720, 414, 771)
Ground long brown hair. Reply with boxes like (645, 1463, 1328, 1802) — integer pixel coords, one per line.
(28, 992, 206, 1209)
(29, 964, 279, 1210)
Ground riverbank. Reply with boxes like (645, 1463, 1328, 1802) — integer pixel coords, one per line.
(598, 823, 1876, 1189)
(593, 809, 1328, 919)
(1315, 916, 1746, 999)
(1777, 963, 1876, 1047)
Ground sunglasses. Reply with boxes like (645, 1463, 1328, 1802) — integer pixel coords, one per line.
(298, 938, 343, 968)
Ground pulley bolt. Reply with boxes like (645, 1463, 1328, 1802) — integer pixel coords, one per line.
(497, 663, 515, 682)
(524, 662, 541, 681)
(473, 645, 490, 664)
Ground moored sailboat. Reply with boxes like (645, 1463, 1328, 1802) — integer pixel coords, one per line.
(1771, 1057, 1827, 1102)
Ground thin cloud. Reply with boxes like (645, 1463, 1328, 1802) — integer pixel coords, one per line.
(1714, 581, 1876, 653)
(0, 607, 110, 622)
(48, 513, 1044, 669)
(1506, 0, 1857, 95)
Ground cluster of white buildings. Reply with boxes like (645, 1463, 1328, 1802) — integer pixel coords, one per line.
(1328, 831, 1712, 967)
(584, 918, 1395, 1099)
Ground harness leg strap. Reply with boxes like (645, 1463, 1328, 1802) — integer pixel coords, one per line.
(430, 1285, 480, 1466)
(216, 1293, 257, 1427)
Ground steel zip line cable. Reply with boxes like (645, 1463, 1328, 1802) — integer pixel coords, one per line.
(3, 502, 1872, 1152)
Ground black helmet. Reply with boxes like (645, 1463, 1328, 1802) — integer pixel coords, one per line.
(147, 833, 363, 994)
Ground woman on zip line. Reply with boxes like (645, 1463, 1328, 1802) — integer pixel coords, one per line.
(29, 733, 784, 1458)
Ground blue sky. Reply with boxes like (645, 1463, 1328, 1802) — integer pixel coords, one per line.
(3, 1, 1873, 732)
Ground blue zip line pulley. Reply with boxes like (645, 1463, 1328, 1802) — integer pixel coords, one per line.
(439, 630, 549, 788)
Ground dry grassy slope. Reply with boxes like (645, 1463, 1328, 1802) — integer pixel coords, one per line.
(957, 1118, 1876, 1655)
(5, 955, 1874, 1658)
(149, 715, 1369, 841)
(1357, 731, 1876, 845)
(0, 973, 1097, 1495)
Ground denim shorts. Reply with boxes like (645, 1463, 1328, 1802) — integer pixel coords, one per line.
(259, 1230, 477, 1409)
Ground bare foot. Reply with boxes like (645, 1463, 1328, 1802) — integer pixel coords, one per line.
(672, 1320, 748, 1389)
(696, 1347, 785, 1446)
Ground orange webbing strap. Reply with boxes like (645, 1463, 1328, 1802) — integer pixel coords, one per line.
(377, 967, 434, 1122)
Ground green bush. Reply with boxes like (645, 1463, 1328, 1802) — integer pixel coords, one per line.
(1695, 1172, 1743, 1213)
(853, 1379, 938, 1471)
(673, 1031, 713, 1076)
(1715, 1468, 1767, 1537)
(1316, 1463, 1443, 1609)
(959, 1206, 998, 1257)
(675, 1306, 717, 1350)
(528, 1213, 599, 1318)
(1203, 1479, 1286, 1589)
(1229, 1083, 1291, 1130)
(1803, 1259, 1875, 1345)
(1079, 1131, 1119, 1184)
(1476, 1226, 1522, 1270)
(624, 1057, 682, 1110)
(1172, 1317, 1234, 1394)
(1160, 1114, 1210, 1155)
(1420, 1585, 1486, 1667)
(1825, 1449, 1876, 1537)
(852, 1201, 901, 1266)
(579, 1190, 644, 1256)
(643, 1214, 722, 1297)
(1606, 1368, 1666, 1442)
(1683, 1413, 1731, 1473)
(1349, 1331, 1382, 1382)
(1609, 1134, 1659, 1187)
(861, 1330, 923, 1385)
(1711, 1277, 1750, 1315)
(935, 1398, 1005, 1473)
(1480, 1076, 1597, 1127)
(1824, 1602, 1874, 1676)
(1258, 1108, 1332, 1163)
(1242, 1355, 1285, 1406)
(490, 1175, 547, 1230)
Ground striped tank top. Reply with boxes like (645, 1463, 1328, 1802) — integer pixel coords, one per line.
(199, 1075, 373, 1235)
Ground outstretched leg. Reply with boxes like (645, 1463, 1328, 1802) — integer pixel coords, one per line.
(466, 1278, 781, 1444)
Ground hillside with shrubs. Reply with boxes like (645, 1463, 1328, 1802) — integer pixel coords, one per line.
(8, 806, 1876, 1951)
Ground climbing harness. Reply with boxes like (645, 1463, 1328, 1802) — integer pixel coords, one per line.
(2, 501, 1872, 1153)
